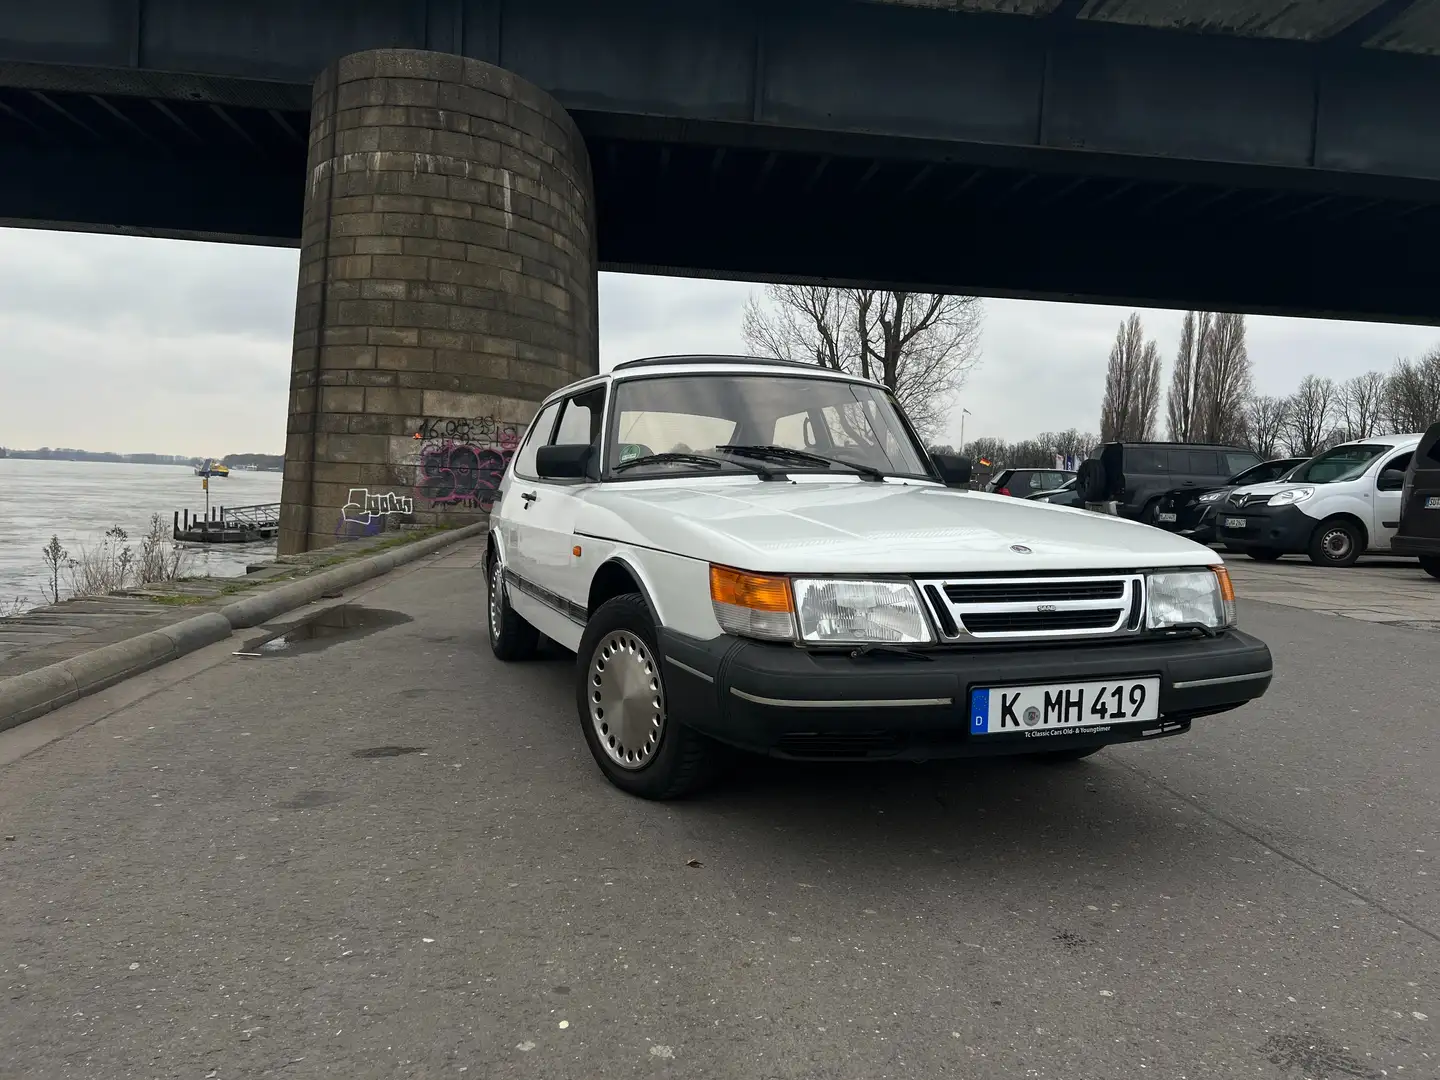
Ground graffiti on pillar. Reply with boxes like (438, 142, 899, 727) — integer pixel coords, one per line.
(412, 417, 521, 511)
(335, 488, 415, 540)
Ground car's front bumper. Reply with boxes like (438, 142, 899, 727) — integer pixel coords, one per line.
(659, 628, 1273, 761)
(1392, 534, 1440, 557)
(1214, 503, 1315, 553)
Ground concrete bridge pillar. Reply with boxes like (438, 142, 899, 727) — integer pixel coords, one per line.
(279, 49, 597, 554)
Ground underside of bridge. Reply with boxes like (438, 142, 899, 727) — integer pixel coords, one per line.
(4, 0, 1440, 550)
(2, 0, 1440, 323)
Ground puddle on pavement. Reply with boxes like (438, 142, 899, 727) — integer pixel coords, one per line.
(248, 605, 412, 656)
(352, 746, 426, 759)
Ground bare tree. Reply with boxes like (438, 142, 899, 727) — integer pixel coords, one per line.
(1382, 349, 1440, 434)
(1100, 314, 1161, 441)
(1244, 395, 1291, 459)
(742, 285, 983, 439)
(1166, 311, 1213, 441)
(1338, 370, 1389, 441)
(1198, 312, 1252, 444)
(1284, 375, 1338, 457)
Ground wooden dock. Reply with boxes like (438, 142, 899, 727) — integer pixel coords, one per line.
(173, 503, 281, 544)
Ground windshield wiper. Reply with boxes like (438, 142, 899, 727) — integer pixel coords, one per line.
(613, 451, 779, 479)
(714, 443, 885, 481)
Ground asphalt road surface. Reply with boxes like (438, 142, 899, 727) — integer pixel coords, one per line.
(1, 543, 1435, 1080)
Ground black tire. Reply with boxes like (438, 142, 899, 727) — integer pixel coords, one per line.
(1421, 555, 1440, 581)
(1032, 745, 1106, 763)
(486, 550, 539, 661)
(1247, 548, 1283, 562)
(1307, 518, 1363, 568)
(575, 593, 721, 800)
(1141, 498, 1161, 526)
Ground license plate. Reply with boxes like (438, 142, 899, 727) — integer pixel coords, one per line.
(969, 678, 1161, 736)
(1427, 496, 1440, 509)
(1157, 512, 1177, 523)
(1223, 517, 1247, 529)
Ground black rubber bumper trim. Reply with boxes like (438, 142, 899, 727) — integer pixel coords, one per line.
(1215, 503, 1316, 553)
(1392, 535, 1440, 557)
(658, 628, 1273, 761)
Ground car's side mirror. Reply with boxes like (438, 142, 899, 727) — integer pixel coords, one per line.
(536, 443, 592, 480)
(933, 453, 972, 487)
(1377, 468, 1406, 492)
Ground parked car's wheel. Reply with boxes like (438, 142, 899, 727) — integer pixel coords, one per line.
(576, 593, 721, 800)
(1033, 744, 1105, 763)
(1307, 518, 1363, 568)
(1140, 498, 1162, 526)
(1247, 549, 1283, 562)
(487, 550, 539, 661)
(1421, 555, 1440, 581)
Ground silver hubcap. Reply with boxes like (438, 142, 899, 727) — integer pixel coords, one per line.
(1322, 529, 1352, 559)
(587, 630, 664, 770)
(488, 559, 504, 641)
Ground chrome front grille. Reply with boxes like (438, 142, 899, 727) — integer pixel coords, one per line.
(922, 574, 1144, 641)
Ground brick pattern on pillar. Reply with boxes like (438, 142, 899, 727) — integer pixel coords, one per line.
(280, 49, 598, 554)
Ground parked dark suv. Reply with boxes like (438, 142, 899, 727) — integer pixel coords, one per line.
(1055, 442, 1262, 522)
(1391, 421, 1440, 581)
(1155, 457, 1306, 544)
(985, 468, 1075, 498)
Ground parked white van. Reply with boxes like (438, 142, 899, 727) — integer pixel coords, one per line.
(1215, 433, 1424, 567)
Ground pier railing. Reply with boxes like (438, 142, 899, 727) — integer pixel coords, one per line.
(173, 503, 281, 544)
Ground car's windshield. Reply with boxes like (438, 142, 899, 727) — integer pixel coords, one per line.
(606, 373, 934, 480)
(1230, 460, 1293, 486)
(1288, 444, 1391, 484)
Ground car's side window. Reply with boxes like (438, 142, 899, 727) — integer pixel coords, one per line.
(1128, 449, 1162, 472)
(1226, 452, 1261, 475)
(511, 401, 562, 480)
(1378, 451, 1412, 490)
(1188, 450, 1220, 474)
(554, 386, 606, 447)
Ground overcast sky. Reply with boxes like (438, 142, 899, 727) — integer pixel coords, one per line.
(2, 225, 1437, 458)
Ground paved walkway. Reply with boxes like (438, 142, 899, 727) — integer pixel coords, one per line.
(0, 530, 434, 680)
(1, 539, 1433, 1079)
(1226, 555, 1440, 630)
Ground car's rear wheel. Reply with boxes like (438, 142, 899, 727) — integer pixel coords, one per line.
(576, 593, 721, 799)
(1307, 518, 1363, 568)
(487, 551, 539, 661)
(1247, 548, 1283, 562)
(1033, 745, 1105, 763)
(1421, 555, 1440, 581)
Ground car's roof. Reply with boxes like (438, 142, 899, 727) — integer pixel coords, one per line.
(538, 354, 885, 406)
(1333, 432, 1425, 448)
(1116, 441, 1256, 451)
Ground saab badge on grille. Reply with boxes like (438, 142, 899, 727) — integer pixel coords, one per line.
(1011, 544, 1032, 554)
(1037, 604, 1057, 612)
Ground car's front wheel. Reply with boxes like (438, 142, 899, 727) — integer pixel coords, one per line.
(487, 551, 539, 661)
(576, 593, 722, 800)
(1308, 517, 1363, 568)
(1421, 555, 1440, 581)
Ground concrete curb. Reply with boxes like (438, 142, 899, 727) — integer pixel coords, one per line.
(0, 523, 487, 734)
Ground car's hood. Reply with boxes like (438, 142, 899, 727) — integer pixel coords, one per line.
(577, 479, 1219, 574)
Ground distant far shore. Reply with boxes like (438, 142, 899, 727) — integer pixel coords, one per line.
(0, 450, 283, 471)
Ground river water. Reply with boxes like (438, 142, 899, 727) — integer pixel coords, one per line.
(0, 459, 284, 610)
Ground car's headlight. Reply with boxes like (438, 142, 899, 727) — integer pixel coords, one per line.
(792, 578, 934, 645)
(1268, 487, 1315, 506)
(1197, 491, 1225, 504)
(1146, 567, 1235, 630)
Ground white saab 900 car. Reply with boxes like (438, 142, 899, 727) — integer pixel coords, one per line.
(486, 356, 1273, 799)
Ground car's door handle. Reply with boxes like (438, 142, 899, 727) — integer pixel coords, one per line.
(520, 491, 537, 507)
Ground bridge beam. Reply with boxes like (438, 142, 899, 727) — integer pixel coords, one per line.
(279, 49, 597, 554)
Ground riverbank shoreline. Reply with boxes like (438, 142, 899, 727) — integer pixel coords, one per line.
(0, 523, 486, 732)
